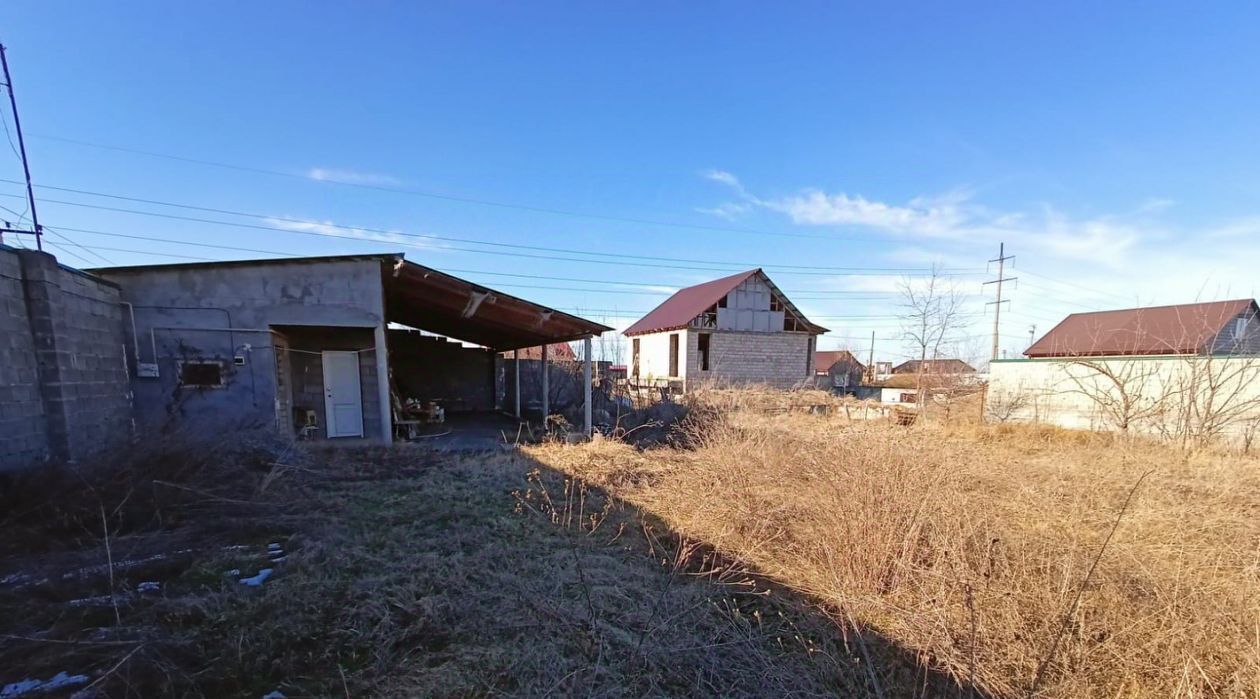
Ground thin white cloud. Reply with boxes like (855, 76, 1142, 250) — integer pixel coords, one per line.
(306, 168, 401, 186)
(263, 216, 444, 251)
(694, 202, 752, 221)
(696, 170, 1260, 360)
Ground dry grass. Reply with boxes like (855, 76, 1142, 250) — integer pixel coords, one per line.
(1, 435, 906, 697)
(529, 391, 1260, 698)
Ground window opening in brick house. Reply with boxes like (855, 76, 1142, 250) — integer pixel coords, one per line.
(698, 333, 711, 371)
(632, 338, 640, 377)
(669, 333, 679, 377)
(179, 360, 225, 388)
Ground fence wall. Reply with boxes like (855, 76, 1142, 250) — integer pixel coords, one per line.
(0, 247, 132, 470)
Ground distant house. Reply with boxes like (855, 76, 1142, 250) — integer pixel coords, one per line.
(813, 350, 865, 392)
(990, 299, 1260, 441)
(892, 359, 976, 375)
(1024, 299, 1260, 357)
(503, 343, 577, 361)
(623, 269, 827, 391)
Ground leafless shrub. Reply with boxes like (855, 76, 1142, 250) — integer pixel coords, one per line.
(530, 390, 1260, 698)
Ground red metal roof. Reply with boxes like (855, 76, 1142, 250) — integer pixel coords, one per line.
(892, 359, 976, 374)
(1025, 299, 1257, 358)
(814, 350, 864, 374)
(507, 343, 577, 360)
(623, 269, 826, 336)
(622, 269, 759, 336)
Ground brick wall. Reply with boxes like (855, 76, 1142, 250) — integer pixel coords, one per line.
(686, 330, 814, 390)
(0, 247, 131, 470)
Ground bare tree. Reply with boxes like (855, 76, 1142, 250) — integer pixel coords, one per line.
(898, 265, 967, 415)
(1168, 351, 1260, 448)
(1059, 357, 1172, 432)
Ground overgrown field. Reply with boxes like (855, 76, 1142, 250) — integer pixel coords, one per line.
(4, 393, 1256, 698)
(531, 394, 1260, 698)
(1, 435, 938, 697)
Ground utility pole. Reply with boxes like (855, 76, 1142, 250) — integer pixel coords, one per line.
(983, 242, 1016, 361)
(1028, 324, 1036, 348)
(0, 43, 42, 251)
(867, 330, 875, 382)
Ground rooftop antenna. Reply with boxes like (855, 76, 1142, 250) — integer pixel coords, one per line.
(0, 43, 42, 251)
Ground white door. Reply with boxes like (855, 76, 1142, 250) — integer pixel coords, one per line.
(322, 351, 364, 438)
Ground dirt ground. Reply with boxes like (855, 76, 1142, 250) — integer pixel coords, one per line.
(0, 436, 964, 698)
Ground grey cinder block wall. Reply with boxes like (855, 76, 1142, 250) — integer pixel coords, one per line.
(0, 247, 132, 470)
(688, 330, 813, 389)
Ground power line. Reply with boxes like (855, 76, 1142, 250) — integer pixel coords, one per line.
(0, 45, 41, 250)
(2, 194, 983, 279)
(0, 190, 982, 280)
(9, 222, 935, 300)
(0, 179, 979, 275)
(26, 132, 917, 244)
(42, 227, 115, 265)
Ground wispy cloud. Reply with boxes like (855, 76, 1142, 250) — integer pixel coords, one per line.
(699, 170, 1148, 267)
(694, 202, 752, 221)
(696, 169, 1260, 360)
(305, 167, 401, 186)
(263, 216, 444, 250)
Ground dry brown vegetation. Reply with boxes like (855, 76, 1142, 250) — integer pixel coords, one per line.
(2, 432, 924, 697)
(531, 388, 1260, 698)
(4, 389, 1256, 697)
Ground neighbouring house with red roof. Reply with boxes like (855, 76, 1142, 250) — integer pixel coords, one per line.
(623, 269, 827, 390)
(813, 350, 866, 392)
(1025, 299, 1260, 357)
(988, 299, 1260, 442)
(501, 343, 577, 361)
(891, 358, 976, 375)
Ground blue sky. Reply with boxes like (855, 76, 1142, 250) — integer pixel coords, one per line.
(2, 2, 1259, 361)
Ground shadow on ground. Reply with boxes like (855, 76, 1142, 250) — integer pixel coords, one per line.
(0, 439, 991, 698)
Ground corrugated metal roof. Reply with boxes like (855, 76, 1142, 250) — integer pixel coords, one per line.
(622, 268, 827, 336)
(892, 359, 976, 374)
(387, 260, 612, 350)
(1025, 299, 1257, 357)
(623, 269, 758, 336)
(92, 252, 612, 351)
(814, 350, 863, 374)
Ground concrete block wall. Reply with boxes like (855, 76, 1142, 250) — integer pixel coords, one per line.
(97, 258, 387, 438)
(0, 247, 131, 470)
(389, 330, 494, 412)
(688, 330, 814, 390)
(0, 247, 47, 468)
(284, 327, 383, 440)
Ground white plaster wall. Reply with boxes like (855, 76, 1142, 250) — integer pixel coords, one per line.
(989, 355, 1260, 442)
(881, 388, 915, 404)
(632, 329, 686, 380)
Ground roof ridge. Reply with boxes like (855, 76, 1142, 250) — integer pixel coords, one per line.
(1065, 298, 1254, 318)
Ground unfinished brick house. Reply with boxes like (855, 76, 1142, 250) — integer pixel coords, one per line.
(623, 269, 827, 391)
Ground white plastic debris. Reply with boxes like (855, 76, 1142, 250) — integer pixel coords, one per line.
(136, 581, 160, 593)
(239, 568, 273, 587)
(224, 569, 241, 577)
(1, 671, 89, 698)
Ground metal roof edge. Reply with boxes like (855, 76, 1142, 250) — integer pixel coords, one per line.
(87, 252, 405, 275)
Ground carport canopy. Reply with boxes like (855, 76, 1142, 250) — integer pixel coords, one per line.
(382, 256, 612, 350)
